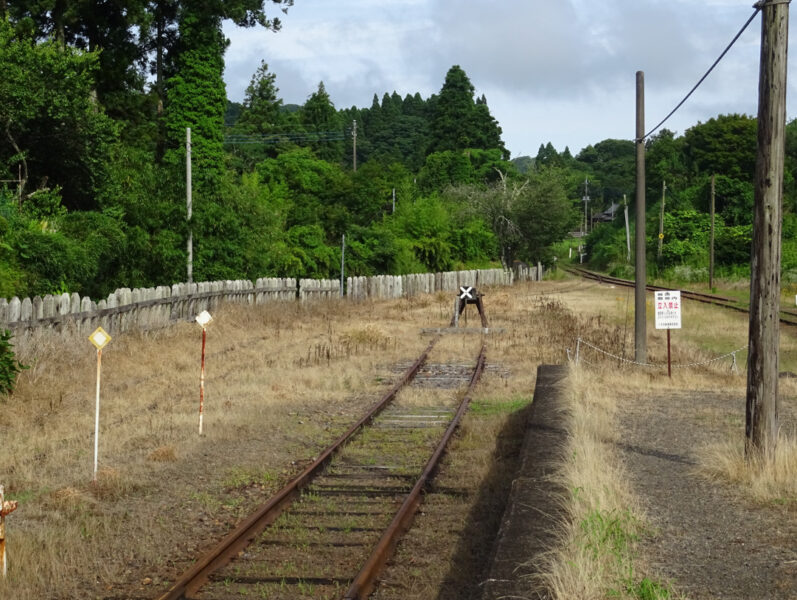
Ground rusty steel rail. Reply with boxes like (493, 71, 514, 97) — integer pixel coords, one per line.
(155, 336, 440, 600)
(342, 343, 487, 600)
(565, 266, 797, 326)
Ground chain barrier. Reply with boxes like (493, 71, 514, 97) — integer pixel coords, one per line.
(568, 337, 747, 373)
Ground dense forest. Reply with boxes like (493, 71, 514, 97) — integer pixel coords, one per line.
(0, 2, 579, 300)
(1, 2, 796, 301)
(567, 115, 797, 283)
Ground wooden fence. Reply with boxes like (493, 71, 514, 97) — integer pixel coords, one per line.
(0, 266, 542, 335)
(346, 268, 524, 300)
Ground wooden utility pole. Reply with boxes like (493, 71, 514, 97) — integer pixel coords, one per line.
(709, 175, 716, 290)
(340, 234, 345, 297)
(624, 194, 631, 263)
(746, 0, 789, 462)
(582, 178, 590, 235)
(352, 120, 357, 172)
(186, 127, 193, 284)
(635, 71, 647, 363)
(658, 180, 667, 258)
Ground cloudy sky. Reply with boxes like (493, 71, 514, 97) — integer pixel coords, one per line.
(222, 0, 797, 159)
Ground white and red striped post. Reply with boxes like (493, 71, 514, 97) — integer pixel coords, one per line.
(0, 485, 18, 579)
(195, 311, 213, 435)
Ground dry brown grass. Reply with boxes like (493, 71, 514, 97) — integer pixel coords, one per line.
(697, 433, 797, 506)
(534, 367, 645, 600)
(0, 296, 443, 598)
(1, 275, 792, 599)
(147, 445, 177, 463)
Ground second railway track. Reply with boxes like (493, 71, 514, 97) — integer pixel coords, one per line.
(566, 265, 797, 326)
(154, 334, 486, 600)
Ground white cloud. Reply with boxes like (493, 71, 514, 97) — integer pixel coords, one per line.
(224, 1, 797, 157)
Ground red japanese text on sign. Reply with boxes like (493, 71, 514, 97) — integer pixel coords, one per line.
(654, 290, 682, 330)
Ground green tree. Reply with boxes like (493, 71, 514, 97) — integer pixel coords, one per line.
(227, 60, 287, 169)
(237, 60, 284, 134)
(0, 18, 117, 211)
(418, 148, 513, 193)
(645, 128, 687, 198)
(255, 147, 351, 233)
(682, 114, 757, 182)
(448, 169, 577, 266)
(301, 81, 344, 162)
(163, 5, 226, 196)
(575, 139, 635, 207)
(428, 65, 506, 157)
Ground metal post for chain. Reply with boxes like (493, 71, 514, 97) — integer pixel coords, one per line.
(731, 351, 739, 375)
(575, 338, 581, 365)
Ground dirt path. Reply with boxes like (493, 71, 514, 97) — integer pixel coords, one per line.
(617, 389, 797, 599)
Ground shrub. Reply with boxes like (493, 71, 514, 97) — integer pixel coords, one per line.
(0, 329, 26, 397)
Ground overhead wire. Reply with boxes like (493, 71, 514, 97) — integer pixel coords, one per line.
(638, 4, 764, 142)
(224, 130, 347, 145)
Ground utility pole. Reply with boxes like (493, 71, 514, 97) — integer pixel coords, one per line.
(582, 178, 590, 235)
(186, 127, 193, 284)
(658, 180, 667, 258)
(635, 71, 647, 364)
(340, 234, 345, 297)
(352, 120, 357, 172)
(709, 175, 716, 290)
(747, 0, 789, 463)
(624, 194, 631, 263)
(392, 188, 396, 213)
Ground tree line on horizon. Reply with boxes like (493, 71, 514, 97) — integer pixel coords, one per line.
(2, 2, 795, 302)
(553, 114, 797, 283)
(0, 3, 578, 301)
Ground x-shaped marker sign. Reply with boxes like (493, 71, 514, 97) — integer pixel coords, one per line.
(459, 286, 474, 300)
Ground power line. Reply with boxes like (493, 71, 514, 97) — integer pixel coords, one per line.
(638, 4, 763, 142)
(224, 131, 346, 145)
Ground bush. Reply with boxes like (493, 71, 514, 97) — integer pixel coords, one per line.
(0, 329, 26, 397)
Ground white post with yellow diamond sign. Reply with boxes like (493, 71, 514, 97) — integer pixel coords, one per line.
(89, 327, 111, 483)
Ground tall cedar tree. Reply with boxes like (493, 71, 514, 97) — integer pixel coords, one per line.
(428, 65, 506, 158)
(302, 82, 343, 162)
(163, 5, 226, 196)
(237, 60, 284, 134)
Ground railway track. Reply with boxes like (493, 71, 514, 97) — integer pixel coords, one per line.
(566, 266, 797, 327)
(154, 334, 486, 600)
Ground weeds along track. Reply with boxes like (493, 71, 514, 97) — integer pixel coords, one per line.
(566, 266, 797, 326)
(154, 335, 486, 600)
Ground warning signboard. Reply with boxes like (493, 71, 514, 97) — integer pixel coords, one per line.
(654, 290, 681, 330)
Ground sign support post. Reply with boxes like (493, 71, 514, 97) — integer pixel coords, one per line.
(195, 311, 213, 435)
(667, 329, 672, 378)
(654, 291, 681, 378)
(88, 327, 111, 482)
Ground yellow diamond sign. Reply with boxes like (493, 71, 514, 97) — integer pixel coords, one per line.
(89, 326, 111, 350)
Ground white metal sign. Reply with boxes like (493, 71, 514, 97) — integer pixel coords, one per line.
(88, 327, 111, 349)
(459, 286, 473, 300)
(654, 290, 682, 330)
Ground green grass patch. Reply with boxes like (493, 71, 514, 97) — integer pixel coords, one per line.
(223, 466, 278, 489)
(623, 577, 672, 600)
(580, 508, 674, 600)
